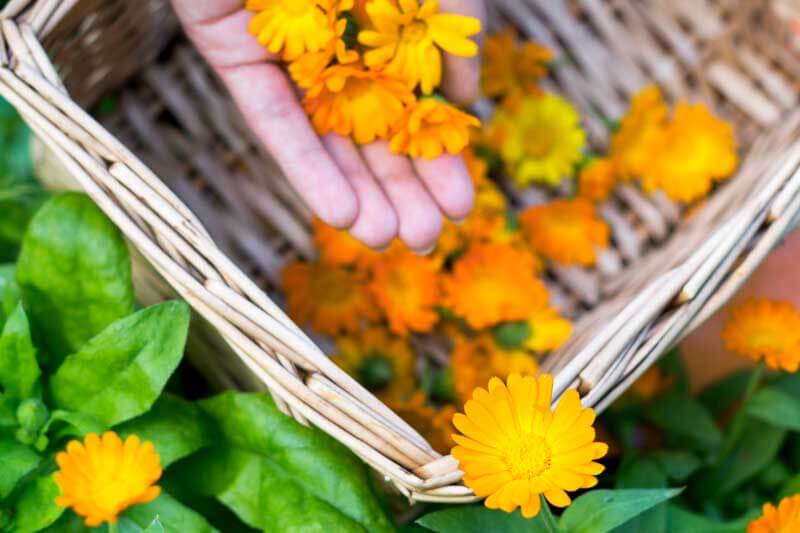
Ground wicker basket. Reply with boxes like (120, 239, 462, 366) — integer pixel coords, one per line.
(4, 0, 800, 504)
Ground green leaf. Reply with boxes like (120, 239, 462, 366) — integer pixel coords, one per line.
(173, 392, 394, 533)
(416, 505, 554, 533)
(493, 322, 531, 349)
(43, 410, 105, 439)
(16, 192, 134, 366)
(49, 301, 190, 428)
(645, 393, 722, 451)
(0, 394, 16, 427)
(116, 394, 212, 468)
(0, 264, 20, 328)
(122, 493, 218, 533)
(560, 489, 682, 533)
(7, 475, 64, 532)
(612, 459, 668, 533)
(698, 371, 751, 417)
(0, 438, 39, 499)
(780, 472, 800, 499)
(143, 518, 165, 533)
(0, 304, 40, 400)
(649, 451, 702, 482)
(659, 504, 753, 533)
(747, 387, 800, 431)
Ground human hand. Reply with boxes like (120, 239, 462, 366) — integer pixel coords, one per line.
(171, 0, 486, 253)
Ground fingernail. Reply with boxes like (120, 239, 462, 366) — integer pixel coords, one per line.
(412, 244, 437, 256)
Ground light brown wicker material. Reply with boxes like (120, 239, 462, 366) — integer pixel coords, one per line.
(4, 0, 800, 503)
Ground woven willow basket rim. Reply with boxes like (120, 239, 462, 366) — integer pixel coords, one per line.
(3, 0, 800, 504)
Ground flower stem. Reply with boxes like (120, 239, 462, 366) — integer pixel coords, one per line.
(716, 360, 765, 461)
(539, 495, 559, 532)
(108, 521, 119, 533)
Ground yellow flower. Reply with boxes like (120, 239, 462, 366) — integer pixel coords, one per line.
(313, 218, 378, 268)
(452, 335, 539, 405)
(488, 94, 585, 187)
(443, 244, 549, 329)
(54, 432, 162, 527)
(304, 64, 414, 145)
(452, 374, 608, 517)
(359, 0, 481, 94)
(524, 308, 572, 353)
(369, 246, 441, 335)
(643, 103, 738, 203)
(578, 157, 617, 203)
(520, 199, 610, 267)
(282, 261, 380, 335)
(247, 0, 334, 61)
(748, 495, 800, 533)
(333, 328, 416, 402)
(387, 392, 456, 454)
(482, 29, 552, 103)
(722, 299, 800, 372)
(610, 85, 669, 181)
(390, 98, 480, 159)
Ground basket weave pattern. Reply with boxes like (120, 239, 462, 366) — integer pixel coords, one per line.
(3, 0, 800, 503)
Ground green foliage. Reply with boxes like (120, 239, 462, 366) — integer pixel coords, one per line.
(747, 387, 800, 431)
(417, 505, 554, 533)
(0, 265, 21, 328)
(645, 392, 722, 451)
(0, 305, 39, 401)
(6, 476, 64, 532)
(0, 439, 39, 499)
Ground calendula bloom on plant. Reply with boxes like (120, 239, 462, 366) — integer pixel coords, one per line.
(304, 64, 414, 145)
(488, 94, 586, 187)
(313, 218, 377, 268)
(578, 157, 617, 203)
(443, 244, 549, 329)
(359, 0, 481, 94)
(611, 85, 669, 181)
(247, 0, 334, 61)
(452, 374, 608, 518)
(388, 392, 456, 454)
(748, 494, 800, 533)
(524, 308, 573, 353)
(520, 199, 610, 267)
(390, 98, 480, 159)
(722, 299, 800, 372)
(369, 246, 441, 335)
(482, 30, 552, 103)
(282, 261, 379, 335)
(333, 328, 416, 402)
(643, 103, 738, 203)
(54, 432, 162, 526)
(451, 334, 540, 405)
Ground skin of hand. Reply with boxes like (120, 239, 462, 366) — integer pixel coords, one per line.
(170, 0, 486, 253)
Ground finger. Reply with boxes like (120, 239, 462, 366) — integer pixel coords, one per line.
(361, 142, 443, 253)
(321, 134, 399, 249)
(413, 154, 475, 221)
(219, 63, 359, 228)
(438, 0, 486, 105)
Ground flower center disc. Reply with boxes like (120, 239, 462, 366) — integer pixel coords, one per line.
(403, 21, 428, 43)
(503, 434, 552, 479)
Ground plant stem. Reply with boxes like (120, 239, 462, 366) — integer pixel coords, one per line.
(108, 521, 118, 533)
(539, 495, 559, 532)
(716, 361, 765, 462)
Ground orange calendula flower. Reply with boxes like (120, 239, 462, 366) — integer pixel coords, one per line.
(443, 244, 548, 329)
(643, 103, 738, 203)
(451, 335, 540, 405)
(388, 392, 456, 454)
(748, 494, 800, 533)
(520, 199, 610, 267)
(54, 432, 162, 527)
(359, 0, 481, 94)
(313, 218, 378, 268)
(369, 247, 441, 335)
(390, 98, 480, 159)
(611, 85, 669, 181)
(722, 299, 800, 372)
(333, 328, 416, 402)
(578, 157, 617, 203)
(304, 64, 414, 145)
(629, 366, 675, 401)
(282, 260, 380, 335)
(247, 0, 334, 61)
(452, 374, 608, 518)
(482, 29, 552, 103)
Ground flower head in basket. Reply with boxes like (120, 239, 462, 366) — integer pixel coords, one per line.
(748, 494, 800, 533)
(387, 392, 456, 454)
(389, 97, 480, 160)
(577, 157, 618, 203)
(611, 85, 669, 181)
(442, 243, 549, 330)
(247, 0, 335, 61)
(451, 373, 608, 518)
(332, 327, 416, 402)
(520, 198, 610, 267)
(313, 218, 380, 269)
(54, 432, 162, 526)
(523, 307, 573, 354)
(487, 94, 586, 188)
(722, 299, 800, 373)
(282, 260, 380, 335)
(359, 0, 482, 94)
(482, 29, 553, 105)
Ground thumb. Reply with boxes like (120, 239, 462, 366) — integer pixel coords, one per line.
(438, 0, 486, 105)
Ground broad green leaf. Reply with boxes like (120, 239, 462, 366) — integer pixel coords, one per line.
(0, 394, 15, 427)
(416, 505, 554, 533)
(0, 264, 20, 327)
(660, 504, 753, 533)
(747, 387, 800, 431)
(49, 301, 190, 428)
(645, 393, 722, 451)
(116, 394, 212, 468)
(560, 488, 682, 533)
(699, 370, 752, 417)
(650, 451, 702, 482)
(43, 410, 105, 439)
(0, 191, 46, 264)
(16, 192, 134, 366)
(174, 392, 393, 533)
(143, 518, 165, 533)
(0, 438, 39, 498)
(123, 493, 218, 533)
(7, 475, 64, 532)
(0, 304, 40, 400)
(612, 458, 668, 533)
